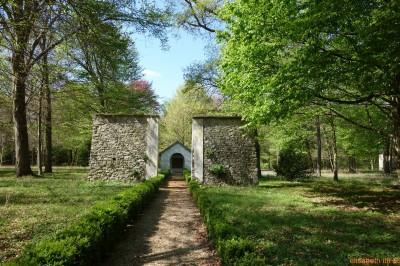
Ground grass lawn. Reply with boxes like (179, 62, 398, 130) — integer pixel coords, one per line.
(0, 167, 133, 263)
(201, 174, 400, 265)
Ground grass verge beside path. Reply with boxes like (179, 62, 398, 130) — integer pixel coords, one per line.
(1, 167, 131, 263)
(187, 175, 400, 265)
(0, 168, 164, 265)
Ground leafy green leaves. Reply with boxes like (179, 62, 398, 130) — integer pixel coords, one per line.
(218, 0, 399, 126)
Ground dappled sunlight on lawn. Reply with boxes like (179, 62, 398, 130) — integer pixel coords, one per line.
(202, 175, 400, 265)
(0, 167, 132, 263)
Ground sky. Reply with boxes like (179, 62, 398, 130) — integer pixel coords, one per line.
(134, 31, 213, 103)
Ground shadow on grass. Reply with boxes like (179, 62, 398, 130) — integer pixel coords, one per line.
(203, 187, 400, 265)
(0, 186, 130, 205)
(310, 181, 400, 213)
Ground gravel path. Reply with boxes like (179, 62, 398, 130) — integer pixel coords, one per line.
(101, 178, 219, 266)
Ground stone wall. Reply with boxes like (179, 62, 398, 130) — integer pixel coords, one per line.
(192, 116, 259, 185)
(88, 114, 159, 181)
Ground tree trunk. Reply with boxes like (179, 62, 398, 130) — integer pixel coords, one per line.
(276, 150, 280, 167)
(0, 135, 4, 166)
(316, 115, 322, 177)
(329, 112, 339, 181)
(43, 46, 53, 173)
(305, 140, 314, 173)
(391, 77, 400, 175)
(327, 148, 334, 172)
(11, 3, 35, 177)
(74, 149, 79, 166)
(96, 84, 106, 110)
(37, 73, 43, 176)
(12, 61, 33, 176)
(383, 139, 391, 174)
(255, 130, 262, 180)
(390, 137, 395, 173)
(348, 156, 356, 173)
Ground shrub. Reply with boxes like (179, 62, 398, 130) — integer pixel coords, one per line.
(158, 169, 170, 176)
(209, 164, 226, 177)
(13, 174, 165, 266)
(273, 148, 312, 180)
(185, 177, 267, 265)
(219, 238, 266, 265)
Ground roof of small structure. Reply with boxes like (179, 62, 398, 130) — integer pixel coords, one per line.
(160, 141, 190, 155)
(192, 115, 242, 119)
(95, 113, 160, 118)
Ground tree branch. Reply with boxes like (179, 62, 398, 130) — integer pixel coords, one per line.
(315, 93, 375, 104)
(183, 0, 216, 33)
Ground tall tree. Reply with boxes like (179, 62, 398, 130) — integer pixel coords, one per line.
(160, 84, 216, 149)
(218, 0, 399, 166)
(66, 17, 141, 110)
(0, 1, 170, 175)
(0, 2, 45, 176)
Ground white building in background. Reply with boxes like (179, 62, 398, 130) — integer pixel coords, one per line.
(379, 154, 397, 171)
(159, 141, 191, 175)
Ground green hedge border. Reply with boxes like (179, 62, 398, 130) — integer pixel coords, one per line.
(184, 173, 266, 266)
(9, 174, 165, 266)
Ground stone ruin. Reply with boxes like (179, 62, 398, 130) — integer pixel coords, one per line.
(191, 116, 259, 185)
(88, 114, 158, 181)
(88, 114, 259, 185)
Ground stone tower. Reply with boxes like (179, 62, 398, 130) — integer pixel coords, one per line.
(88, 114, 159, 181)
(191, 116, 259, 185)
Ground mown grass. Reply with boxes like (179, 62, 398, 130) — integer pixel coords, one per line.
(200, 175, 400, 265)
(0, 167, 133, 263)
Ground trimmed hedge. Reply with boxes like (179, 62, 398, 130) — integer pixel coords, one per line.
(185, 173, 266, 265)
(11, 174, 165, 266)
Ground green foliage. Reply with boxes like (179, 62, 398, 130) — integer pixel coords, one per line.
(186, 178, 265, 265)
(218, 0, 399, 125)
(183, 169, 191, 180)
(159, 85, 217, 149)
(158, 169, 171, 177)
(186, 175, 400, 265)
(0, 0, 171, 172)
(173, 0, 222, 33)
(209, 163, 226, 177)
(274, 147, 312, 180)
(218, 238, 266, 266)
(12, 174, 165, 266)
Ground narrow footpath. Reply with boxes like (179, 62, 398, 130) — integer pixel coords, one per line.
(101, 177, 219, 266)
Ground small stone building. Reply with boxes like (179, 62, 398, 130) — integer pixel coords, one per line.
(191, 116, 259, 185)
(88, 114, 159, 181)
(159, 141, 191, 175)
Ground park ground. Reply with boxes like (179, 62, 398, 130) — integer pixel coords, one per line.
(1, 168, 399, 264)
(200, 173, 400, 265)
(0, 167, 132, 263)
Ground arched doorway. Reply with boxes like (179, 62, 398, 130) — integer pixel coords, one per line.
(170, 153, 184, 175)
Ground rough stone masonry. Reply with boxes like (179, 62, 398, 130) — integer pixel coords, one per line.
(192, 116, 259, 185)
(88, 114, 159, 181)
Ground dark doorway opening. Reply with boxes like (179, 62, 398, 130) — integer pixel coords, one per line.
(170, 153, 184, 175)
